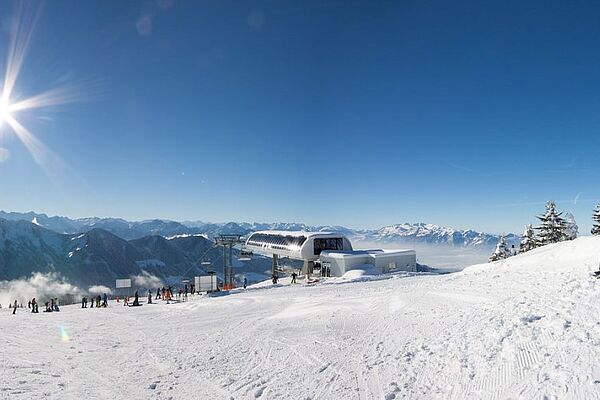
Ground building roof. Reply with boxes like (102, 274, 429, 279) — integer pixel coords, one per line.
(320, 249, 415, 258)
(248, 230, 342, 238)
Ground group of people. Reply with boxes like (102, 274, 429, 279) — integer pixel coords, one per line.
(81, 293, 108, 308)
(155, 284, 194, 303)
(9, 297, 60, 315)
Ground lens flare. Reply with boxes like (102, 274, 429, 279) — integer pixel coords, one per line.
(0, 2, 88, 175)
(60, 325, 70, 342)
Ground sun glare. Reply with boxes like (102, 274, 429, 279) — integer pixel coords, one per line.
(0, 97, 10, 126)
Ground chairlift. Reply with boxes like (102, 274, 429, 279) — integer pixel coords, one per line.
(201, 257, 211, 266)
(237, 249, 253, 261)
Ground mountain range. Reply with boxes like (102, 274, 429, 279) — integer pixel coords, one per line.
(0, 218, 272, 288)
(0, 211, 517, 246)
(0, 211, 518, 288)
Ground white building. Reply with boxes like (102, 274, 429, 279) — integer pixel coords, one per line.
(244, 230, 416, 277)
(319, 249, 416, 277)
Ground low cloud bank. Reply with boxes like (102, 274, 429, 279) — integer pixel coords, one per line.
(131, 270, 163, 289)
(0, 272, 82, 307)
(88, 285, 112, 295)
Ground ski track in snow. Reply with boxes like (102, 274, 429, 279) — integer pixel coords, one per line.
(2, 237, 600, 399)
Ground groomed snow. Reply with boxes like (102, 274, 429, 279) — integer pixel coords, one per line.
(2, 237, 600, 399)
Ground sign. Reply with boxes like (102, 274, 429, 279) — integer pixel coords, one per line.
(195, 275, 217, 292)
(115, 279, 132, 289)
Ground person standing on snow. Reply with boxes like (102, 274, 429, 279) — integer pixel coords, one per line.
(156, 288, 161, 300)
(147, 290, 152, 304)
(12, 300, 17, 314)
(243, 277, 247, 289)
(102, 293, 108, 308)
(291, 272, 297, 284)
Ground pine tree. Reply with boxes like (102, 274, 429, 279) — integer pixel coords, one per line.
(489, 235, 511, 262)
(592, 204, 600, 235)
(563, 212, 578, 240)
(519, 224, 537, 253)
(535, 200, 568, 245)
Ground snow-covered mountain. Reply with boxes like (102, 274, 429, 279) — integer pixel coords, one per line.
(0, 211, 200, 239)
(0, 211, 516, 249)
(353, 222, 519, 247)
(0, 218, 272, 287)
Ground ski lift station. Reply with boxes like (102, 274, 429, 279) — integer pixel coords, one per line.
(244, 231, 416, 277)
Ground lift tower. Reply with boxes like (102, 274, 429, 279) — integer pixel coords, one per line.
(214, 234, 245, 290)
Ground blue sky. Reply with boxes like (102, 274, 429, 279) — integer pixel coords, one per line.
(0, 0, 599, 234)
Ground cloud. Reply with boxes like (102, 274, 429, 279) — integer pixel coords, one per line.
(0, 147, 10, 162)
(136, 15, 153, 36)
(0, 272, 82, 306)
(88, 285, 112, 295)
(131, 270, 163, 289)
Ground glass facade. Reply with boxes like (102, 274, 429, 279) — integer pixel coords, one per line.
(313, 238, 344, 255)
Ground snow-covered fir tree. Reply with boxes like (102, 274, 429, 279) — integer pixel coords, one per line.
(592, 204, 600, 235)
(489, 235, 511, 262)
(535, 201, 568, 245)
(563, 212, 578, 240)
(519, 224, 537, 253)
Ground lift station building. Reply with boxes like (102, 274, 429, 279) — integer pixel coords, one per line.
(244, 231, 416, 277)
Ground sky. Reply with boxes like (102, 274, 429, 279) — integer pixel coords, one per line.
(0, 0, 599, 234)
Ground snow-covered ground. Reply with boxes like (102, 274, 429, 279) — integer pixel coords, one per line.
(2, 237, 600, 399)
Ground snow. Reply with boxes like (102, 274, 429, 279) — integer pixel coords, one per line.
(2, 237, 600, 399)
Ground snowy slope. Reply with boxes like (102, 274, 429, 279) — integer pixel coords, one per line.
(2, 237, 600, 399)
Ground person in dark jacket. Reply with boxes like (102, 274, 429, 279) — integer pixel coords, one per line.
(12, 300, 17, 314)
(102, 293, 108, 308)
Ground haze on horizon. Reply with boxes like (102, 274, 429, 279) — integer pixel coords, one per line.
(0, 0, 599, 235)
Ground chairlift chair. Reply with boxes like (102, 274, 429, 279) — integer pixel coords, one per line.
(237, 249, 253, 261)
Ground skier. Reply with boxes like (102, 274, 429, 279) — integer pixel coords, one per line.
(243, 277, 247, 289)
(31, 298, 38, 313)
(133, 290, 140, 306)
(12, 300, 17, 314)
(81, 296, 87, 308)
(147, 289, 152, 304)
(28, 300, 31, 309)
(96, 295, 101, 308)
(156, 288, 161, 300)
(90, 296, 94, 308)
(54, 298, 60, 312)
(102, 293, 108, 308)
(291, 272, 297, 284)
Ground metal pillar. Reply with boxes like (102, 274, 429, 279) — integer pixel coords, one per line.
(302, 260, 314, 279)
(272, 254, 278, 278)
(223, 245, 227, 288)
(229, 243, 233, 287)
